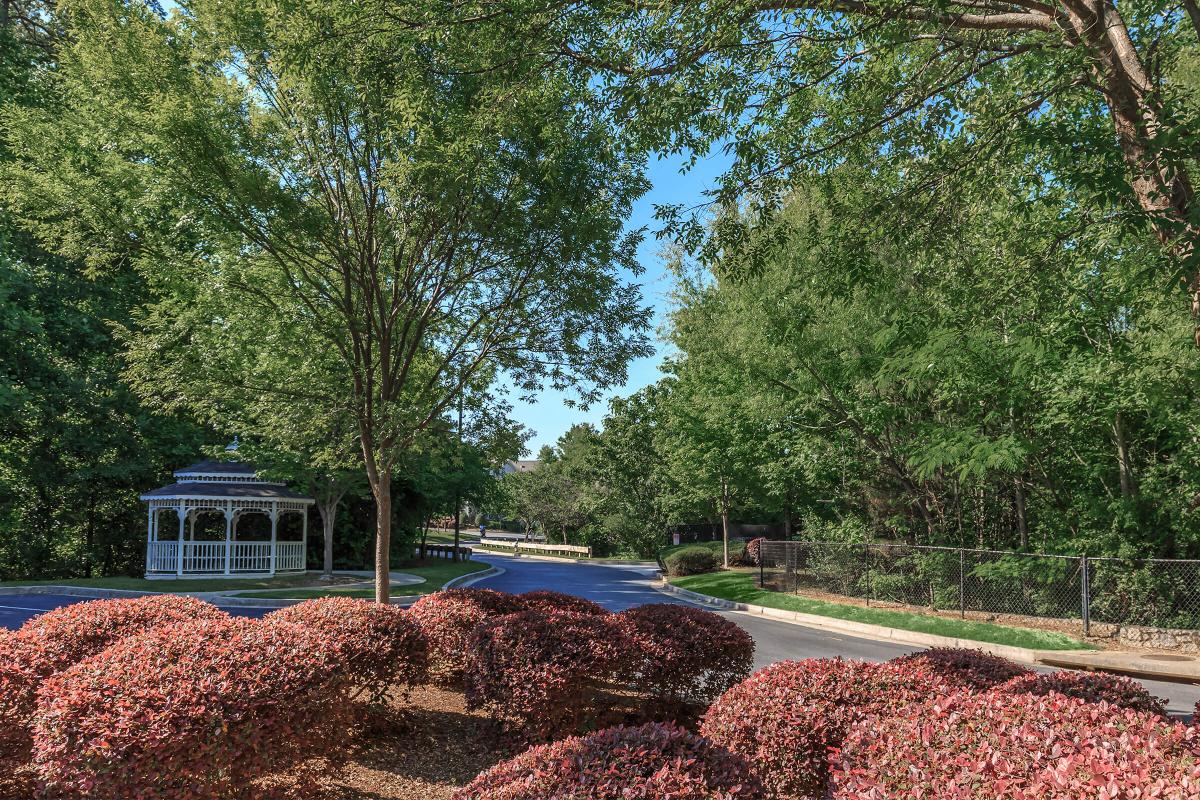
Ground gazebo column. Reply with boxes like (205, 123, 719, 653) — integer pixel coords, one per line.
(223, 508, 233, 576)
(302, 510, 308, 571)
(176, 505, 185, 576)
(269, 502, 278, 575)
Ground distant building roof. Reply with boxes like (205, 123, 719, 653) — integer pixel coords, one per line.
(501, 460, 540, 474)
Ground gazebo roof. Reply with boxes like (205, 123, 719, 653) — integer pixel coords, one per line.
(174, 460, 258, 477)
(140, 453, 314, 505)
(141, 482, 312, 500)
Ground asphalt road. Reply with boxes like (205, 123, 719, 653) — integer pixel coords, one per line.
(3, 554, 1197, 716)
(472, 552, 1200, 717)
(0, 593, 275, 630)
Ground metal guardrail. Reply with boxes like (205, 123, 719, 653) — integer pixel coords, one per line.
(758, 541, 1200, 634)
(478, 538, 593, 558)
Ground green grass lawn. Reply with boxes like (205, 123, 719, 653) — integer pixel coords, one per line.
(658, 539, 747, 564)
(230, 559, 488, 599)
(420, 529, 473, 545)
(672, 570, 1092, 651)
(0, 573, 340, 593)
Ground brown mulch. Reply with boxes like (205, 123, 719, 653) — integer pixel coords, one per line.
(310, 686, 507, 800)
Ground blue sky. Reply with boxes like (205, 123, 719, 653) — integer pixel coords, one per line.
(510, 149, 731, 455)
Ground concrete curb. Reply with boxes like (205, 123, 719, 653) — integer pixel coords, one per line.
(656, 582, 1200, 683)
(657, 582, 1041, 664)
(0, 586, 165, 600)
(0, 570, 499, 609)
(443, 565, 504, 589)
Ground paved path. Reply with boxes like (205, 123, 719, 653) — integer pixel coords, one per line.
(474, 552, 1200, 717)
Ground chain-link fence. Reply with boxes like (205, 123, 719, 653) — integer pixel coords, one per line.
(757, 541, 1200, 633)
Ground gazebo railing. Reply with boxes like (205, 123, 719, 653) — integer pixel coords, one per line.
(146, 541, 306, 575)
(276, 542, 305, 572)
(229, 542, 271, 573)
(146, 542, 179, 573)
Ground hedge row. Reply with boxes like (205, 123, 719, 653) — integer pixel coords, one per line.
(3, 595, 435, 799)
(0, 595, 229, 764)
(458, 600, 755, 740)
(33, 616, 351, 800)
(832, 690, 1198, 799)
(3, 590, 755, 796)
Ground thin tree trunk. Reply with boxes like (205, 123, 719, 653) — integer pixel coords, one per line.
(1014, 477, 1029, 550)
(1113, 412, 1138, 499)
(453, 492, 461, 563)
(374, 471, 392, 604)
(320, 503, 337, 579)
(719, 477, 731, 569)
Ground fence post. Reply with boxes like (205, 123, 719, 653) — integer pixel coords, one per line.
(759, 548, 765, 588)
(1081, 553, 1091, 637)
(959, 548, 966, 619)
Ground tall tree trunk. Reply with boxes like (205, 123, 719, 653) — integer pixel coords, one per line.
(1061, 0, 1200, 340)
(374, 470, 392, 604)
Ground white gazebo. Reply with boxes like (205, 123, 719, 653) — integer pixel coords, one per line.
(140, 452, 314, 579)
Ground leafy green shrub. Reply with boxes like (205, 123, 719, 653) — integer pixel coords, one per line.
(665, 546, 719, 576)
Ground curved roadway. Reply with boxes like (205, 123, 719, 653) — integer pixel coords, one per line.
(473, 551, 1200, 717)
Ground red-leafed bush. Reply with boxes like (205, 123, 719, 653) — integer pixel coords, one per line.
(408, 588, 526, 685)
(744, 537, 766, 566)
(0, 595, 229, 765)
(32, 616, 350, 800)
(453, 722, 761, 800)
(267, 597, 428, 703)
(831, 690, 1200, 799)
(517, 589, 609, 616)
(465, 609, 628, 741)
(700, 658, 948, 799)
(618, 603, 754, 708)
(889, 647, 1031, 690)
(0, 629, 37, 764)
(16, 594, 229, 676)
(996, 670, 1167, 716)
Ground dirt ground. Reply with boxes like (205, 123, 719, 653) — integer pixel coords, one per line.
(315, 686, 504, 800)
